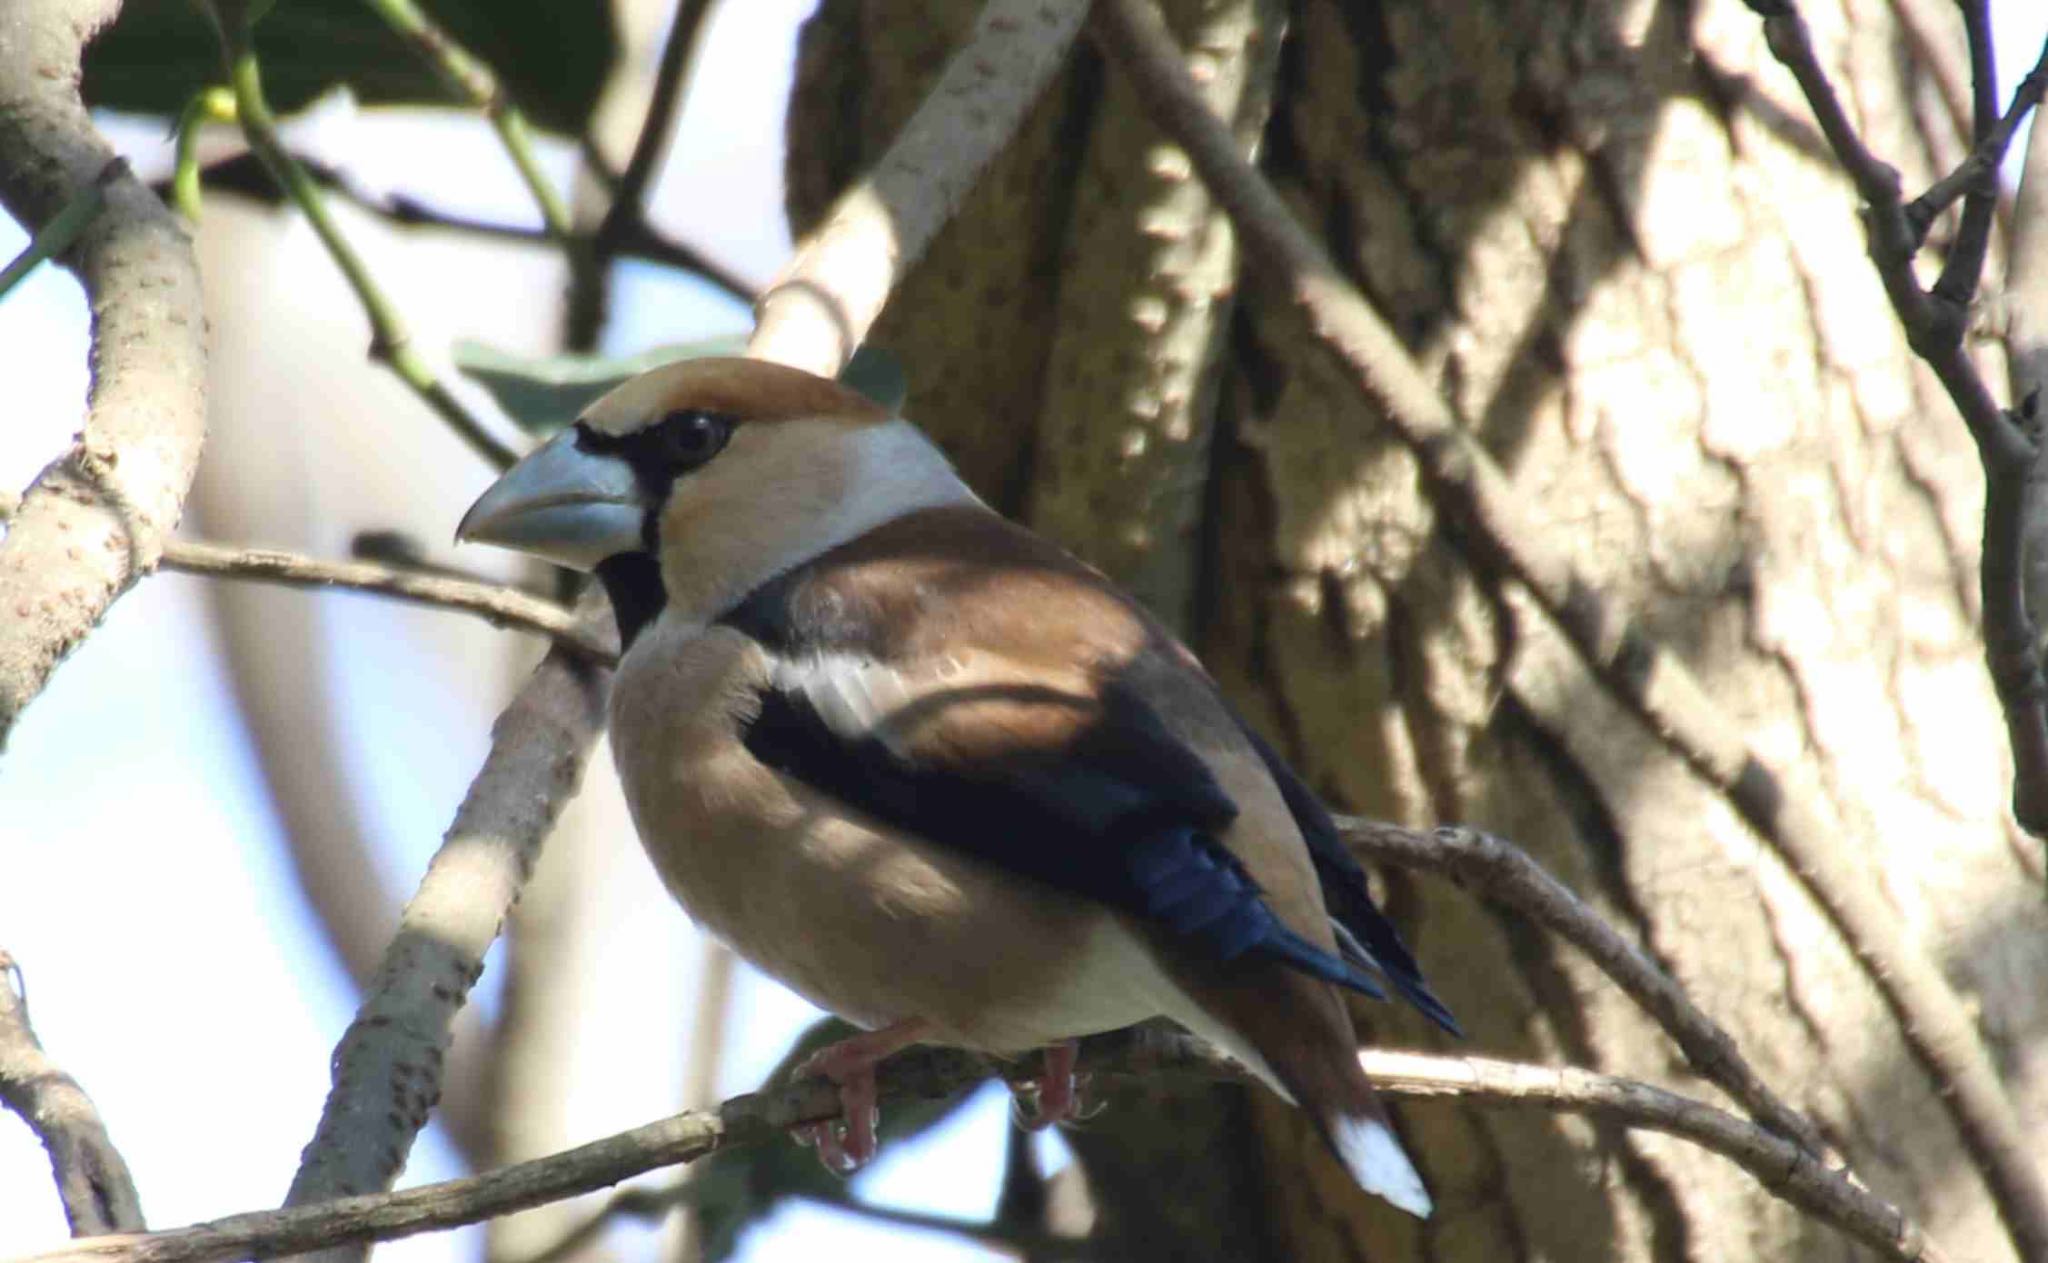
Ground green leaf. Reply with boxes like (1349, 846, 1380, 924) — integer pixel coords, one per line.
(454, 339, 912, 435)
(82, 0, 614, 132)
(688, 1018, 990, 1262)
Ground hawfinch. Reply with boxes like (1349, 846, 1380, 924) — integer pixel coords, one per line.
(458, 357, 1457, 1216)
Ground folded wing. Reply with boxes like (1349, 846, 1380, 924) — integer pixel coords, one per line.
(741, 647, 1396, 1000)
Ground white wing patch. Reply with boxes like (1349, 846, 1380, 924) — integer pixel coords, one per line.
(769, 653, 971, 756)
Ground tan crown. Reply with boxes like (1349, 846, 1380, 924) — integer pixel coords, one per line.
(579, 356, 893, 436)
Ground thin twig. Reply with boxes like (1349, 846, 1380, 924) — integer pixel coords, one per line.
(10, 1038, 1946, 1263)
(210, 28, 520, 470)
(168, 151, 757, 305)
(1747, 3, 2048, 846)
(0, 494, 598, 661)
(750, 0, 1093, 375)
(0, 951, 145, 1237)
(358, 0, 573, 239)
(1928, 0, 1999, 305)
(0, 0, 210, 746)
(1906, 29, 2048, 245)
(161, 540, 610, 662)
(1089, 2, 2048, 1258)
(596, 0, 715, 255)
(1338, 820, 1831, 1158)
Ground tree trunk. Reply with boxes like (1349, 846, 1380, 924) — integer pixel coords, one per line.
(788, 1, 2048, 1259)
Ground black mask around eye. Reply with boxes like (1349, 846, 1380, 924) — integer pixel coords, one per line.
(574, 410, 736, 500)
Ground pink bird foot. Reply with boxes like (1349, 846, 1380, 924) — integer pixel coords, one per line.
(1016, 1040, 1081, 1131)
(789, 1018, 934, 1174)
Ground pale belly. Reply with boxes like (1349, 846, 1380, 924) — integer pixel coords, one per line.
(609, 624, 1184, 1052)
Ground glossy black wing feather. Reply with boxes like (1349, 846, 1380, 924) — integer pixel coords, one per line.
(740, 671, 1386, 997)
(1233, 721, 1462, 1035)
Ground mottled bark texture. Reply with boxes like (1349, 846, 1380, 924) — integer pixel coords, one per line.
(0, 0, 208, 744)
(788, 1, 2048, 1259)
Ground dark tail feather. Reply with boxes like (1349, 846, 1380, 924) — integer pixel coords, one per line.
(1195, 966, 1435, 1219)
(1292, 1051, 1433, 1218)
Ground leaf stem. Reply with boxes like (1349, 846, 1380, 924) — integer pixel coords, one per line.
(356, 0, 574, 239)
(220, 40, 519, 469)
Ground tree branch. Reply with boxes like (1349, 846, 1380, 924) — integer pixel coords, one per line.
(161, 539, 609, 662)
(1089, 1, 2048, 1257)
(0, 951, 144, 1237)
(1905, 29, 2048, 245)
(208, 23, 520, 470)
(749, 0, 1093, 376)
(2010, 37, 2048, 668)
(11, 1037, 1946, 1263)
(1928, 0, 1999, 305)
(1338, 820, 1830, 1157)
(0, 493, 600, 659)
(0, 0, 209, 746)
(273, 595, 615, 1263)
(1747, 3, 2048, 846)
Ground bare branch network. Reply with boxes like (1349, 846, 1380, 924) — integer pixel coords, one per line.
(5, 1035, 1942, 1263)
(1, 0, 2041, 1260)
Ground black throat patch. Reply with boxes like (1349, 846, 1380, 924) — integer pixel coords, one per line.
(596, 552, 667, 651)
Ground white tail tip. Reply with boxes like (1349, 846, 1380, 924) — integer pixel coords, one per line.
(1333, 1114, 1434, 1217)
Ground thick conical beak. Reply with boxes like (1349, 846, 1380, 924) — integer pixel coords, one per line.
(456, 427, 645, 571)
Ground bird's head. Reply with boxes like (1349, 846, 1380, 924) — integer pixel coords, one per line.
(457, 357, 973, 641)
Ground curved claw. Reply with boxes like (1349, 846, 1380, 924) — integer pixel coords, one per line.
(782, 1018, 934, 1174)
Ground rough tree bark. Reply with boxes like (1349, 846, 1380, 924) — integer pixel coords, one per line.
(787, 1, 2048, 1260)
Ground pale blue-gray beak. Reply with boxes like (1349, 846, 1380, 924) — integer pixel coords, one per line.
(456, 427, 645, 571)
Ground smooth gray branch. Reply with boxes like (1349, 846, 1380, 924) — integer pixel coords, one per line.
(0, 0, 210, 746)
(750, 0, 1093, 375)
(0, 951, 145, 1237)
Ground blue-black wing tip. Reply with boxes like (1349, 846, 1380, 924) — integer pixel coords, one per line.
(1273, 928, 1465, 1038)
(1393, 976, 1463, 1038)
(1261, 926, 1388, 1000)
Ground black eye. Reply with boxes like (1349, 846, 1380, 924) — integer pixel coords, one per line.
(654, 409, 731, 468)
